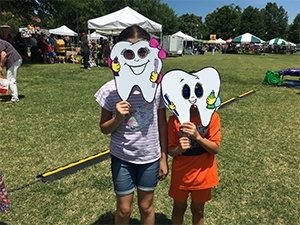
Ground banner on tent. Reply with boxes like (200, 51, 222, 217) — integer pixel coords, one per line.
(210, 34, 217, 40)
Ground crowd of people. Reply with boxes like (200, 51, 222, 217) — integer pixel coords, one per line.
(5, 32, 70, 64)
(80, 33, 113, 70)
(0, 28, 117, 103)
(1, 30, 115, 67)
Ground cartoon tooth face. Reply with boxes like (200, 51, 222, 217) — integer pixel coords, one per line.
(161, 67, 221, 126)
(110, 39, 163, 103)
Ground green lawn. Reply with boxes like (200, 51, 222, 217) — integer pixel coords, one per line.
(0, 53, 299, 225)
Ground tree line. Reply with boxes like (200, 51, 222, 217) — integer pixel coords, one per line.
(0, 0, 299, 43)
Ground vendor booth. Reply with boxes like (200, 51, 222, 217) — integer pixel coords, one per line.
(171, 31, 198, 54)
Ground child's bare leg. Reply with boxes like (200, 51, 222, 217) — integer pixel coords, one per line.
(115, 193, 134, 225)
(172, 200, 187, 225)
(190, 201, 205, 225)
(137, 189, 155, 225)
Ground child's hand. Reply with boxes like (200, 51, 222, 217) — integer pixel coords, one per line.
(179, 136, 191, 151)
(0, 67, 4, 79)
(115, 101, 131, 120)
(180, 122, 200, 140)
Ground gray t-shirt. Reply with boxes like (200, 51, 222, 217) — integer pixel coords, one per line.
(0, 39, 22, 68)
(95, 80, 164, 164)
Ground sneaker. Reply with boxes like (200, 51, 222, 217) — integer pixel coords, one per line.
(10, 98, 19, 103)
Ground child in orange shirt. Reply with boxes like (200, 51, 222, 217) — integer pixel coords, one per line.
(168, 105, 221, 225)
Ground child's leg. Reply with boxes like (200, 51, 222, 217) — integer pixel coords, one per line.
(169, 187, 190, 225)
(172, 199, 188, 225)
(115, 193, 134, 225)
(190, 189, 211, 225)
(137, 190, 155, 225)
(136, 159, 160, 225)
(7, 59, 22, 101)
(190, 201, 205, 225)
(111, 155, 136, 225)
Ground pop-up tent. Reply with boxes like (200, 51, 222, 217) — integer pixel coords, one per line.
(207, 38, 226, 44)
(171, 31, 196, 41)
(171, 31, 197, 54)
(232, 32, 264, 43)
(88, 32, 107, 40)
(49, 25, 78, 36)
(287, 41, 296, 47)
(268, 37, 287, 46)
(226, 38, 232, 43)
(87, 6, 162, 35)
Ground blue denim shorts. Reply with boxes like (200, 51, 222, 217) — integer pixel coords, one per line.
(111, 155, 160, 196)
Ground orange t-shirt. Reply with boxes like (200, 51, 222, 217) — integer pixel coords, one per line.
(168, 112, 221, 190)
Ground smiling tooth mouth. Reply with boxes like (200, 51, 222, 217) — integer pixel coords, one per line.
(127, 61, 149, 75)
(189, 99, 197, 105)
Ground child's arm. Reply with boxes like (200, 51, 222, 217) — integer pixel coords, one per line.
(158, 108, 168, 180)
(180, 122, 219, 154)
(100, 100, 131, 134)
(0, 51, 7, 68)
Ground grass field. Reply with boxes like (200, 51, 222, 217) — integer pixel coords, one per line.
(0, 52, 299, 225)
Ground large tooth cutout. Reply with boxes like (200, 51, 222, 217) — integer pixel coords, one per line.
(110, 40, 162, 103)
(161, 67, 221, 126)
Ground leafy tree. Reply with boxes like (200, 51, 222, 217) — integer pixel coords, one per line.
(287, 14, 300, 43)
(205, 4, 241, 39)
(262, 2, 288, 40)
(155, 3, 179, 35)
(178, 14, 206, 39)
(102, 0, 136, 14)
(0, 0, 40, 30)
(38, 0, 106, 33)
(240, 6, 265, 38)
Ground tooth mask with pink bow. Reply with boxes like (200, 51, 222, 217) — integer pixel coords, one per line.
(110, 38, 166, 103)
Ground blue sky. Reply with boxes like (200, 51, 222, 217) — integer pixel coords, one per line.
(161, 0, 300, 23)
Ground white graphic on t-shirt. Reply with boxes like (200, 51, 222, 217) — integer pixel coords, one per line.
(125, 105, 153, 131)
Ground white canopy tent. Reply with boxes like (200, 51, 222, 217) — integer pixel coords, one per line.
(171, 31, 196, 41)
(288, 41, 296, 47)
(87, 6, 162, 35)
(49, 25, 78, 36)
(88, 32, 107, 40)
(171, 31, 198, 55)
(207, 38, 226, 44)
(216, 38, 226, 44)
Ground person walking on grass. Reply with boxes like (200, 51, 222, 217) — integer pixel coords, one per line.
(0, 38, 22, 103)
(94, 25, 168, 225)
(80, 32, 90, 69)
(167, 105, 221, 225)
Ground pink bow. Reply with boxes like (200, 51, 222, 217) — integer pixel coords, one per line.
(149, 38, 167, 59)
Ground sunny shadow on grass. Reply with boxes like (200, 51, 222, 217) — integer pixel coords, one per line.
(0, 53, 299, 224)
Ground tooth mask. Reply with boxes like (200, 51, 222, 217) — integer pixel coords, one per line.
(161, 67, 221, 127)
(110, 38, 166, 103)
